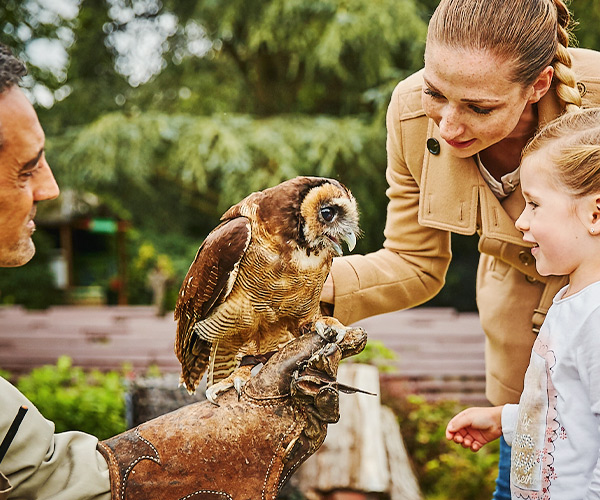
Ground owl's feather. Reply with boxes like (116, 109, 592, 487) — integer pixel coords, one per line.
(174, 176, 360, 394)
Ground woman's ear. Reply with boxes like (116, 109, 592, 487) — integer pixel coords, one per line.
(528, 66, 554, 104)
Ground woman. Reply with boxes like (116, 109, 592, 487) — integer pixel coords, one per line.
(320, 0, 600, 497)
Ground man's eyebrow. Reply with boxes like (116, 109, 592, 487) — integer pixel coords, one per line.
(19, 148, 44, 172)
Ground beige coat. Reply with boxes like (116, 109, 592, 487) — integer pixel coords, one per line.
(330, 48, 600, 405)
(0, 377, 111, 499)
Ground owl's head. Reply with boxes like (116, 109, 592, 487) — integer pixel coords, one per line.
(299, 178, 360, 257)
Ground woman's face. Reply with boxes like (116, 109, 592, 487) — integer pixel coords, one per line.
(422, 43, 540, 158)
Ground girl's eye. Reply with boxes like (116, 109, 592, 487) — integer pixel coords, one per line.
(528, 201, 538, 210)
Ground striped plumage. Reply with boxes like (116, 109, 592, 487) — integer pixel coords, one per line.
(174, 176, 360, 396)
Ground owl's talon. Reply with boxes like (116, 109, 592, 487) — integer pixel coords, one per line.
(314, 318, 350, 343)
(234, 377, 246, 399)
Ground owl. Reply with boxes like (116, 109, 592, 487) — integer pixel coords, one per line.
(174, 176, 360, 401)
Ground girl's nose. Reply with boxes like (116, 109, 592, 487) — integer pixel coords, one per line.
(515, 211, 528, 232)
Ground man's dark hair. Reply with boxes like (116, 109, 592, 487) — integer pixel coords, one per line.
(0, 43, 26, 94)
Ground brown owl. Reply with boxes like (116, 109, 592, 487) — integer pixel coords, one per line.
(174, 176, 360, 401)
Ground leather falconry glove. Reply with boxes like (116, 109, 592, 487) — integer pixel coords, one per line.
(98, 324, 368, 500)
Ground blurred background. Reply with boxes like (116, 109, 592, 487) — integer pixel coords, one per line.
(4, 0, 597, 312)
(1, 2, 600, 498)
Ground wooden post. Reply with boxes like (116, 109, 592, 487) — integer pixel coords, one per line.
(294, 364, 422, 500)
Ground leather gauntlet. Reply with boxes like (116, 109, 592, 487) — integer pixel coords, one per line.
(98, 325, 367, 500)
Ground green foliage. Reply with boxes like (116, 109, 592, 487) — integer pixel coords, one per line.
(47, 111, 388, 254)
(16, 356, 127, 440)
(349, 339, 398, 373)
(391, 395, 499, 500)
(147, 0, 428, 116)
(0, 230, 64, 309)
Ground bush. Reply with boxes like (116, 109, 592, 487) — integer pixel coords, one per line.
(15, 356, 127, 440)
(389, 395, 499, 500)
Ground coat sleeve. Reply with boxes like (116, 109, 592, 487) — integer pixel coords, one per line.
(0, 377, 111, 500)
(330, 80, 452, 325)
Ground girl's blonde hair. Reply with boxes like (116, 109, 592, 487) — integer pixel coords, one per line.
(427, 0, 582, 112)
(523, 108, 600, 197)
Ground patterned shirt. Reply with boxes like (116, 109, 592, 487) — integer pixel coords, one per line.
(502, 282, 600, 499)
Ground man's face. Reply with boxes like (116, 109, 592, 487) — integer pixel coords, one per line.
(0, 86, 59, 267)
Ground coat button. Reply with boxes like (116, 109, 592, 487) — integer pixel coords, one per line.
(427, 138, 440, 155)
(519, 250, 534, 266)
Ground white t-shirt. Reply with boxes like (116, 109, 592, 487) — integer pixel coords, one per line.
(502, 281, 600, 499)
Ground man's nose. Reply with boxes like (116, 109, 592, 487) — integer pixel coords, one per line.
(33, 159, 60, 201)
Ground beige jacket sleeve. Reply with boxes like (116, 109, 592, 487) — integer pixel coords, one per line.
(0, 377, 111, 500)
(330, 79, 451, 325)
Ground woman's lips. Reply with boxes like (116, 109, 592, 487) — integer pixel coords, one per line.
(445, 138, 476, 149)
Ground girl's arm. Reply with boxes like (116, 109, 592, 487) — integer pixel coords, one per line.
(446, 406, 504, 452)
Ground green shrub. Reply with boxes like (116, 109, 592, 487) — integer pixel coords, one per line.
(16, 356, 127, 440)
(390, 395, 499, 500)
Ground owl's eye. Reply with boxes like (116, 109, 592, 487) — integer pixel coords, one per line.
(320, 206, 336, 222)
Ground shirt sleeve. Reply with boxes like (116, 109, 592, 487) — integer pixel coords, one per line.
(0, 377, 111, 500)
(501, 403, 519, 446)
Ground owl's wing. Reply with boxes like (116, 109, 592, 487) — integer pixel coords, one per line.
(174, 216, 251, 389)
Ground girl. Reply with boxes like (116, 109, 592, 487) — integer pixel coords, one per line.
(446, 107, 600, 499)
(320, 0, 600, 495)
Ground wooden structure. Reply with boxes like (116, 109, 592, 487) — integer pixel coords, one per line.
(0, 305, 486, 403)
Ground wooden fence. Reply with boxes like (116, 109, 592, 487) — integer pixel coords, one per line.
(0, 305, 487, 404)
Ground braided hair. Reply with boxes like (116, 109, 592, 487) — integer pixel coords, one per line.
(427, 0, 582, 112)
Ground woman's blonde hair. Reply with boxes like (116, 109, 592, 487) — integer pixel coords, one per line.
(427, 0, 582, 112)
(523, 108, 600, 197)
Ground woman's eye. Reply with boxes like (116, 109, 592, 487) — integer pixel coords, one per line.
(470, 105, 493, 115)
(320, 206, 336, 222)
(423, 88, 444, 100)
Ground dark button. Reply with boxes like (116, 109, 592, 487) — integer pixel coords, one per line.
(577, 82, 587, 97)
(526, 275, 537, 284)
(427, 138, 440, 155)
(518, 250, 534, 266)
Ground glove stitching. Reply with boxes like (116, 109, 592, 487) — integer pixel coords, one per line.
(241, 395, 290, 408)
(119, 428, 162, 500)
(262, 420, 299, 500)
(179, 490, 233, 499)
(277, 447, 310, 490)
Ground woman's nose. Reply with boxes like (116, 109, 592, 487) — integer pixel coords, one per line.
(439, 107, 465, 140)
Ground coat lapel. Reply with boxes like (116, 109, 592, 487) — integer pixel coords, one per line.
(418, 119, 526, 246)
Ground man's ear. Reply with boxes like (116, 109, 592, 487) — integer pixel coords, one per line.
(528, 66, 554, 104)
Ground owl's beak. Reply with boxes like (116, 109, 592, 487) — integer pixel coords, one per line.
(342, 231, 357, 252)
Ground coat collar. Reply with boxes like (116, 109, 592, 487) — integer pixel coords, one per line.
(416, 90, 562, 246)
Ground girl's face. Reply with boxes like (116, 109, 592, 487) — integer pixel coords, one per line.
(422, 44, 546, 158)
(515, 151, 600, 294)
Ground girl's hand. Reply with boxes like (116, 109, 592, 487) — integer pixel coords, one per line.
(445, 406, 504, 452)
